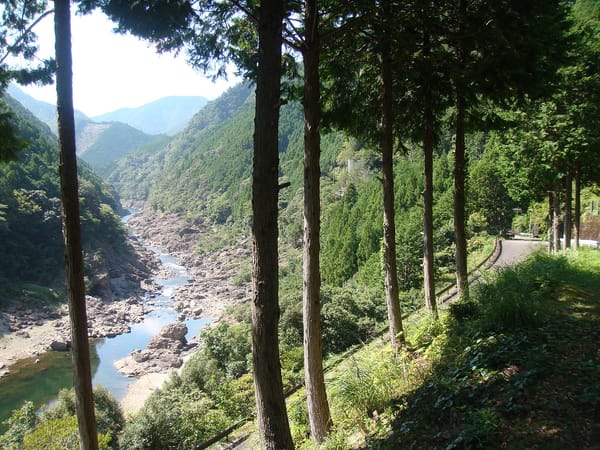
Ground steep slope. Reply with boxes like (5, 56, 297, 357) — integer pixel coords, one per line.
(110, 83, 344, 221)
(76, 120, 165, 178)
(93, 95, 208, 135)
(0, 94, 145, 305)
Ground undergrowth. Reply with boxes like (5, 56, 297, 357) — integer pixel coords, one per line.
(289, 249, 600, 449)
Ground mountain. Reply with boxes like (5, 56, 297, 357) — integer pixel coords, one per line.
(6, 85, 168, 177)
(76, 120, 168, 178)
(7, 84, 89, 133)
(0, 93, 136, 304)
(93, 96, 208, 135)
(108, 83, 345, 220)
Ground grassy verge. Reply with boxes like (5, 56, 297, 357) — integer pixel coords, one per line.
(307, 248, 600, 449)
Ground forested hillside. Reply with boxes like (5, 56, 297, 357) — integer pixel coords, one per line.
(0, 94, 134, 305)
(111, 82, 520, 292)
(7, 85, 168, 178)
(76, 120, 166, 178)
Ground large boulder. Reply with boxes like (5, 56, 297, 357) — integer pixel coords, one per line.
(50, 338, 71, 351)
(147, 322, 187, 350)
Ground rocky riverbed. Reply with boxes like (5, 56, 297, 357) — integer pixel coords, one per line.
(0, 233, 159, 378)
(110, 211, 252, 380)
(0, 209, 252, 405)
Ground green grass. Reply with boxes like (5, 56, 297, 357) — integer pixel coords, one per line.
(360, 248, 600, 449)
(280, 248, 600, 449)
(207, 247, 600, 449)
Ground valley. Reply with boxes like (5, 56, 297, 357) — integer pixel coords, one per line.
(1, 11, 599, 442)
(0, 207, 251, 426)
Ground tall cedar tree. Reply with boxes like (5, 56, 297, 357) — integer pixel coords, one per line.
(421, 4, 438, 317)
(54, 1, 99, 448)
(320, 1, 406, 348)
(379, 0, 405, 348)
(299, 0, 333, 441)
(251, 0, 295, 447)
(444, 0, 570, 294)
(80, 0, 295, 447)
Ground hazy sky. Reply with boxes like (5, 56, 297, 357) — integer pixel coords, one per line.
(19, 9, 238, 117)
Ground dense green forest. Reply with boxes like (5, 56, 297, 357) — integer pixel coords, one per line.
(0, 94, 131, 305)
(1, 0, 600, 448)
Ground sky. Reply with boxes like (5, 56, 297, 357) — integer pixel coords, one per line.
(18, 9, 238, 117)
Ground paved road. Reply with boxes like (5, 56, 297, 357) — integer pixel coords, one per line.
(493, 238, 546, 268)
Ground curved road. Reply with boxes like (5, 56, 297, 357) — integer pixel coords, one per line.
(494, 237, 546, 268)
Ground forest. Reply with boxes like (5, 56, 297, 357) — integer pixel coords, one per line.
(1, 0, 600, 449)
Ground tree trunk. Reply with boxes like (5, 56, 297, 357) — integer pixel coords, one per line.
(548, 192, 553, 252)
(552, 182, 561, 253)
(422, 30, 437, 318)
(453, 0, 469, 301)
(564, 170, 572, 249)
(574, 165, 581, 250)
(454, 89, 469, 300)
(380, 1, 404, 349)
(54, 2, 99, 449)
(251, 1, 294, 448)
(302, 0, 332, 443)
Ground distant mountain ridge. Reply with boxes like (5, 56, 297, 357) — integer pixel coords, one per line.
(6, 84, 89, 132)
(93, 96, 208, 135)
(5, 85, 179, 177)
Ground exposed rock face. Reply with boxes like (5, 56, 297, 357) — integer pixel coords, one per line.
(115, 322, 191, 377)
(0, 221, 159, 377)
(147, 322, 187, 350)
(126, 211, 252, 322)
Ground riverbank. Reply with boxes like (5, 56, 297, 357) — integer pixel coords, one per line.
(125, 211, 251, 323)
(0, 232, 159, 379)
(0, 209, 252, 415)
(113, 211, 252, 413)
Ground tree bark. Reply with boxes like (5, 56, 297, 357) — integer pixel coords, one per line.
(547, 192, 554, 253)
(574, 165, 581, 250)
(453, 0, 469, 300)
(251, 1, 294, 448)
(302, 0, 332, 443)
(422, 29, 437, 318)
(552, 181, 561, 253)
(54, 2, 99, 449)
(564, 170, 572, 249)
(380, 0, 405, 349)
(454, 89, 469, 300)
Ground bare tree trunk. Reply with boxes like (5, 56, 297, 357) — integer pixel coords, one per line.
(552, 182, 561, 253)
(251, 1, 294, 448)
(453, 0, 469, 300)
(454, 89, 469, 300)
(302, 0, 332, 442)
(380, 0, 404, 349)
(574, 165, 581, 250)
(422, 30, 437, 318)
(564, 170, 572, 249)
(548, 193, 554, 253)
(54, 2, 98, 449)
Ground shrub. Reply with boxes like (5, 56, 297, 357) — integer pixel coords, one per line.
(119, 387, 229, 450)
(0, 401, 38, 450)
(331, 348, 409, 429)
(22, 416, 111, 450)
(44, 386, 125, 443)
(201, 321, 251, 378)
(474, 254, 560, 331)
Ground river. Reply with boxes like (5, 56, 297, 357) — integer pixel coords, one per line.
(0, 212, 211, 430)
